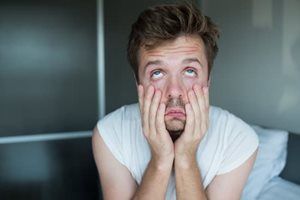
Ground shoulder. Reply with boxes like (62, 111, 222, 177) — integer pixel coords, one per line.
(95, 103, 141, 166)
(209, 106, 235, 133)
(209, 106, 230, 122)
(210, 106, 256, 136)
(207, 106, 258, 175)
(209, 105, 258, 151)
(96, 103, 141, 147)
(97, 103, 140, 129)
(107, 103, 140, 120)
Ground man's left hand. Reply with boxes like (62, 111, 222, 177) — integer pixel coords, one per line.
(174, 85, 210, 166)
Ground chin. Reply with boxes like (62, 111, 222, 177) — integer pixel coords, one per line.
(165, 119, 185, 132)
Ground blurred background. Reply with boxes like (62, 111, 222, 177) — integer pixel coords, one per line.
(0, 0, 299, 199)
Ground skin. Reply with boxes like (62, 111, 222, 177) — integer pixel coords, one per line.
(138, 35, 209, 134)
(92, 34, 258, 200)
(135, 35, 210, 199)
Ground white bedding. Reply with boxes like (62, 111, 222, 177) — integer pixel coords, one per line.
(258, 177, 300, 200)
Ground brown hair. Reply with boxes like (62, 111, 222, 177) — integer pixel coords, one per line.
(127, 2, 220, 83)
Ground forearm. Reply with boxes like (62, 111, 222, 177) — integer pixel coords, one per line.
(175, 157, 207, 200)
(132, 157, 173, 200)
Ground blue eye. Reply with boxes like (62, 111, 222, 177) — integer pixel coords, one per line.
(185, 68, 197, 77)
(151, 70, 163, 79)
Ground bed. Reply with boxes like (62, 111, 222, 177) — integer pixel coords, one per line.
(258, 177, 300, 200)
(241, 125, 300, 200)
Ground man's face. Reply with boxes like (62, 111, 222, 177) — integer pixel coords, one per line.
(138, 35, 209, 133)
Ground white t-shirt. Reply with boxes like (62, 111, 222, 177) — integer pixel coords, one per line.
(97, 103, 258, 199)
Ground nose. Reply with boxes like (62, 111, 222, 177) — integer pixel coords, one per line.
(165, 76, 185, 99)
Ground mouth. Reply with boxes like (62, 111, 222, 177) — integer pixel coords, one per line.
(165, 107, 186, 118)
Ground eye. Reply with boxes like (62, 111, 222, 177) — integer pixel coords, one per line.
(184, 68, 197, 77)
(150, 70, 164, 80)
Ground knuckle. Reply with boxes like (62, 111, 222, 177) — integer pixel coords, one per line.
(194, 134, 201, 142)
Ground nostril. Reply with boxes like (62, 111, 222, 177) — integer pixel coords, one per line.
(168, 94, 183, 98)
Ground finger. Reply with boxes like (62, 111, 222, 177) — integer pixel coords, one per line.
(137, 85, 144, 112)
(197, 86, 209, 134)
(203, 86, 210, 132)
(188, 89, 201, 136)
(149, 89, 162, 137)
(203, 86, 210, 109)
(194, 85, 208, 134)
(193, 85, 206, 115)
(156, 103, 167, 134)
(183, 103, 195, 138)
(143, 85, 154, 137)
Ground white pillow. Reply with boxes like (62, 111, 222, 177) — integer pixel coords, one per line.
(258, 177, 300, 200)
(241, 125, 288, 200)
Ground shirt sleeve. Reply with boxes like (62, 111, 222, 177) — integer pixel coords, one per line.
(217, 114, 259, 175)
(96, 106, 127, 167)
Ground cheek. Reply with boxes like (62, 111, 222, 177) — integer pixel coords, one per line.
(141, 79, 166, 92)
(183, 79, 196, 90)
(151, 80, 166, 91)
(147, 80, 168, 102)
(183, 78, 207, 90)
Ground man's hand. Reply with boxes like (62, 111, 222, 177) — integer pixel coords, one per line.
(132, 84, 174, 199)
(174, 84, 210, 200)
(174, 84, 210, 166)
(138, 84, 174, 168)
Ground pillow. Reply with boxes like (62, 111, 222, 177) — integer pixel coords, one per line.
(241, 125, 288, 200)
(258, 177, 300, 200)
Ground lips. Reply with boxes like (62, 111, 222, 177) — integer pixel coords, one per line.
(165, 107, 186, 118)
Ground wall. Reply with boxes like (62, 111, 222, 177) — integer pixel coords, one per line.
(202, 0, 300, 133)
(0, 0, 100, 199)
(0, 0, 98, 136)
(104, 0, 179, 113)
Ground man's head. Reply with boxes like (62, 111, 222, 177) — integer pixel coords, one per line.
(127, 3, 219, 133)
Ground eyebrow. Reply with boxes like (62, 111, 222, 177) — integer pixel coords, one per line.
(182, 58, 204, 68)
(143, 60, 163, 72)
(143, 57, 203, 72)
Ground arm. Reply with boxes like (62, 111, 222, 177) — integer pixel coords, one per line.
(132, 155, 173, 200)
(92, 126, 172, 200)
(206, 149, 258, 200)
(93, 85, 174, 200)
(174, 85, 257, 200)
(175, 148, 258, 200)
(92, 128, 137, 199)
(133, 85, 174, 199)
(175, 155, 207, 200)
(174, 85, 209, 200)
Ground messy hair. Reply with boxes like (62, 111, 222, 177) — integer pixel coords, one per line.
(127, 2, 220, 83)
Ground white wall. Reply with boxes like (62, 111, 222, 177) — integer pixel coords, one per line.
(202, 0, 300, 133)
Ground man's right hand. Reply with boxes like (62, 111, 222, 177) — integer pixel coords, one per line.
(138, 85, 174, 168)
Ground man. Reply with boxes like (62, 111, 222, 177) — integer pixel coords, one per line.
(92, 3, 258, 200)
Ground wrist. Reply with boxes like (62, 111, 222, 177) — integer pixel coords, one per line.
(175, 153, 197, 170)
(150, 154, 174, 172)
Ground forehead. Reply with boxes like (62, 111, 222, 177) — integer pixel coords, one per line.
(139, 35, 207, 68)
